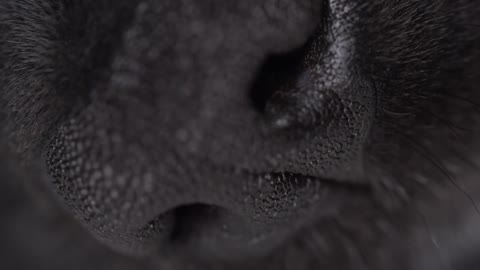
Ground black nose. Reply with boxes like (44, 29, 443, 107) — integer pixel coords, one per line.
(45, 0, 374, 257)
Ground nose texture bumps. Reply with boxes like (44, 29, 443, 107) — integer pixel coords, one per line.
(45, 0, 374, 256)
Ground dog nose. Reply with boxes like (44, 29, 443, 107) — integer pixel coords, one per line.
(45, 0, 375, 257)
(45, 1, 325, 255)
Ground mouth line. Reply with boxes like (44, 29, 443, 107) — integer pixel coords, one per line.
(245, 169, 372, 192)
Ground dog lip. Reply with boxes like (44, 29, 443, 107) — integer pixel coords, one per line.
(246, 170, 371, 190)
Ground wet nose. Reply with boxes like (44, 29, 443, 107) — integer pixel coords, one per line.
(46, 0, 377, 257)
(46, 0, 326, 255)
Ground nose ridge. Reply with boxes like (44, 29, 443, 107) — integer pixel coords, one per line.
(85, 0, 324, 171)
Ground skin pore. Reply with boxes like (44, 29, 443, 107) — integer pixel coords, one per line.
(1, 0, 480, 269)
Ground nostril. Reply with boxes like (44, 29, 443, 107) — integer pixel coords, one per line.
(170, 204, 224, 244)
(130, 204, 253, 257)
(249, 38, 312, 114)
(169, 204, 252, 244)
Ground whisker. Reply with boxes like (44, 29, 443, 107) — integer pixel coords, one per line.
(451, 148, 480, 173)
(434, 92, 480, 114)
(393, 127, 480, 215)
(382, 108, 414, 117)
(453, 23, 480, 28)
(419, 108, 471, 138)
(414, 208, 452, 270)
(333, 220, 370, 268)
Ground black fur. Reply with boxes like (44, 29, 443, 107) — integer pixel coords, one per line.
(1, 0, 480, 269)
